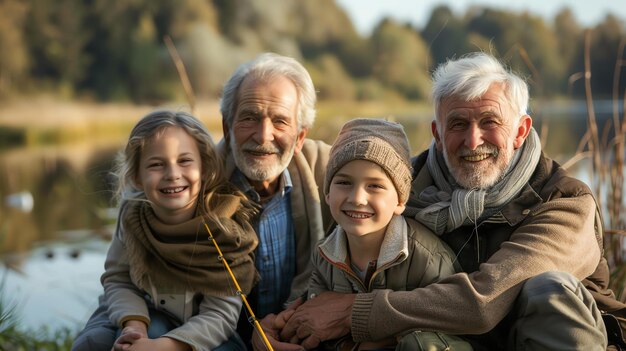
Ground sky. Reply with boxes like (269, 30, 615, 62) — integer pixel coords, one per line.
(335, 0, 626, 36)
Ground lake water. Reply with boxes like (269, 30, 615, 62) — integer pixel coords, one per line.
(0, 100, 624, 335)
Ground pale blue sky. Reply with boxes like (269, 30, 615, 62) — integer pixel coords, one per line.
(335, 0, 626, 36)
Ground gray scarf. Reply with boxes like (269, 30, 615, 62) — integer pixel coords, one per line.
(412, 128, 541, 235)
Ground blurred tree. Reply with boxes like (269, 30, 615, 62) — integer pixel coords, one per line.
(0, 0, 29, 96)
(466, 8, 565, 96)
(371, 19, 431, 99)
(294, 0, 372, 77)
(24, 0, 91, 95)
(555, 8, 583, 65)
(80, 0, 220, 101)
(180, 23, 249, 99)
(4, 0, 626, 103)
(554, 8, 584, 93)
(422, 5, 471, 68)
(127, 12, 166, 102)
(307, 54, 356, 100)
(82, 0, 154, 100)
(570, 15, 626, 97)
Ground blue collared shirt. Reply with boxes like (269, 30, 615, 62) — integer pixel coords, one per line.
(231, 169, 296, 317)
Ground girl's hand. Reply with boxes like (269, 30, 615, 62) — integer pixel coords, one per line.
(127, 337, 191, 351)
(113, 320, 148, 351)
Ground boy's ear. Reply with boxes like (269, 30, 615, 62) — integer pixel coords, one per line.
(325, 193, 330, 205)
(394, 203, 406, 215)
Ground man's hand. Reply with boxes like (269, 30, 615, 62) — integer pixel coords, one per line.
(281, 292, 355, 350)
(252, 299, 304, 351)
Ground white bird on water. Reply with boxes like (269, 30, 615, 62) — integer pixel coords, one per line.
(5, 191, 34, 213)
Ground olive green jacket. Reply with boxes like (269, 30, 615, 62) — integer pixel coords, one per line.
(308, 215, 458, 297)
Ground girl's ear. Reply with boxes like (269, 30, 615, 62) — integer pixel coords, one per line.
(133, 174, 143, 189)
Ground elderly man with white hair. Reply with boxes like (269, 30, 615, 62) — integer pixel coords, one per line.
(274, 52, 626, 351)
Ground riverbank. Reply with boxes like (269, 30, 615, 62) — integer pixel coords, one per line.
(0, 97, 218, 148)
(0, 96, 432, 148)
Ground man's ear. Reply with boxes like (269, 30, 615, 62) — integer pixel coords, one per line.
(222, 120, 230, 145)
(431, 120, 442, 150)
(513, 115, 532, 149)
(293, 128, 309, 155)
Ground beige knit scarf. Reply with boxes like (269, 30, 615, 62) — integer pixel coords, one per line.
(121, 194, 259, 296)
(411, 128, 541, 235)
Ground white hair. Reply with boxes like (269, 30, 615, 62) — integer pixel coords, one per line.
(220, 52, 316, 131)
(432, 52, 529, 127)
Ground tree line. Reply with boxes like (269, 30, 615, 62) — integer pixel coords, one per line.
(0, 0, 625, 103)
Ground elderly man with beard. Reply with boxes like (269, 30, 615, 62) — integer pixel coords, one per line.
(218, 52, 332, 349)
(276, 52, 626, 350)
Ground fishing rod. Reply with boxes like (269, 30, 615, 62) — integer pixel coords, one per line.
(203, 220, 274, 351)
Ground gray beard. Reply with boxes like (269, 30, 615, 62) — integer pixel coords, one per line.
(229, 133, 295, 183)
(442, 145, 512, 190)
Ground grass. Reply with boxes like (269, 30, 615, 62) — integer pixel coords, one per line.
(0, 270, 76, 351)
(558, 33, 626, 298)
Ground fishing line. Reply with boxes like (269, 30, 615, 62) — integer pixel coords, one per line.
(203, 220, 274, 351)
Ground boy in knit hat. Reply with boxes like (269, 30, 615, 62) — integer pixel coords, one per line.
(305, 118, 460, 350)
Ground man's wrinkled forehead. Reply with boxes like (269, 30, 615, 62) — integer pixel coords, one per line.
(437, 84, 513, 117)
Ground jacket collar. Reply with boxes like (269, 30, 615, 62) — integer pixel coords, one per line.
(319, 215, 409, 268)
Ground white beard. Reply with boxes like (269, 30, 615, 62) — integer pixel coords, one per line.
(229, 132, 295, 182)
(443, 142, 514, 189)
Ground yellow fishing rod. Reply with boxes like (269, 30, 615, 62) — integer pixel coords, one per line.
(203, 220, 274, 351)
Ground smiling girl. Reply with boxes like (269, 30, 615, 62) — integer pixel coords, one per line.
(72, 110, 258, 351)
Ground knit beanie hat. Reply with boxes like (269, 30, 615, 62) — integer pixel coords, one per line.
(324, 118, 413, 204)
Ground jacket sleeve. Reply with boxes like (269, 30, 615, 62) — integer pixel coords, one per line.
(163, 295, 242, 351)
(306, 248, 331, 300)
(352, 194, 602, 341)
(101, 230, 150, 327)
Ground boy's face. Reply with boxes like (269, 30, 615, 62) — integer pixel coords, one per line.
(326, 160, 405, 239)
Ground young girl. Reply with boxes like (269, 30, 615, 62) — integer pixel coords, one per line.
(72, 110, 258, 351)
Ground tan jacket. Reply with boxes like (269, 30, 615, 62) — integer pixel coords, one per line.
(220, 138, 332, 303)
(352, 151, 605, 342)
